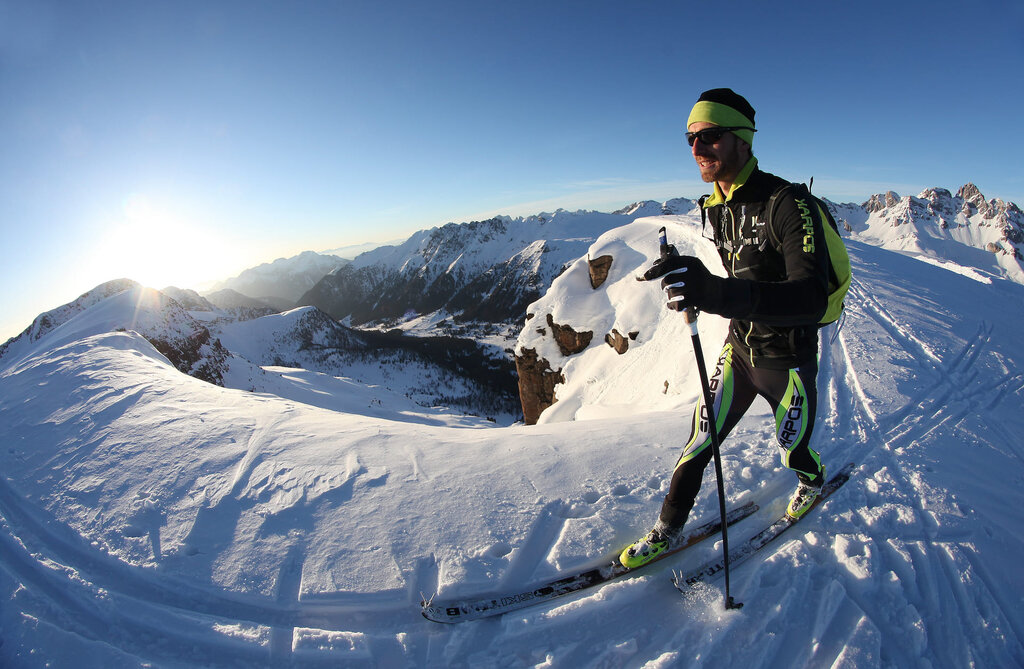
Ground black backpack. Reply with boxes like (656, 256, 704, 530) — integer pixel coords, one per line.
(766, 183, 851, 325)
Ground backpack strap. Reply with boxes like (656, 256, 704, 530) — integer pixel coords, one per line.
(768, 182, 845, 319)
(764, 183, 804, 253)
(700, 195, 765, 255)
(697, 193, 710, 238)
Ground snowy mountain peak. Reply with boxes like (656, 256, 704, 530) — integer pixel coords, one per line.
(613, 198, 697, 217)
(862, 183, 1021, 227)
(863, 190, 903, 213)
(0, 279, 231, 385)
(957, 182, 987, 209)
(161, 285, 217, 312)
(6, 277, 140, 348)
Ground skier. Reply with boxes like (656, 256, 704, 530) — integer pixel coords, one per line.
(621, 88, 832, 569)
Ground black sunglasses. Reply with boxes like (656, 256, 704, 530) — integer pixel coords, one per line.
(685, 126, 757, 146)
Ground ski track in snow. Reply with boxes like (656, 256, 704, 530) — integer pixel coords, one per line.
(811, 275, 1024, 667)
(0, 473, 409, 666)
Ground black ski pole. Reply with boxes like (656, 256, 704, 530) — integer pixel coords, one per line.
(658, 227, 742, 610)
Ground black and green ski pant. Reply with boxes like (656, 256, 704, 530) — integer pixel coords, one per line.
(659, 342, 824, 529)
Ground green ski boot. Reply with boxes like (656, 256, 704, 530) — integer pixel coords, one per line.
(619, 523, 674, 569)
(786, 467, 826, 519)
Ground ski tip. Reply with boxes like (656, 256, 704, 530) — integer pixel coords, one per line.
(421, 604, 462, 624)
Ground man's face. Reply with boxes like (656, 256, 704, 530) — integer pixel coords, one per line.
(689, 121, 749, 185)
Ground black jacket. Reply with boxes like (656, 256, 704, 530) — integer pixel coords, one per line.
(700, 165, 830, 369)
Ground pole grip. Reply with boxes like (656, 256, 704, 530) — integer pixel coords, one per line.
(661, 226, 698, 326)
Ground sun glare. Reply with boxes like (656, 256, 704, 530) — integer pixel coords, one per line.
(85, 194, 240, 291)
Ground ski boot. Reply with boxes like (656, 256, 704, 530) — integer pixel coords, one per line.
(786, 466, 826, 519)
(619, 521, 678, 569)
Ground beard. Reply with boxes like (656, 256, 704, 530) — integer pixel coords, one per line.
(695, 141, 747, 184)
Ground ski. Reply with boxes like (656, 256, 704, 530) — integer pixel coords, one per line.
(672, 462, 856, 595)
(421, 500, 758, 623)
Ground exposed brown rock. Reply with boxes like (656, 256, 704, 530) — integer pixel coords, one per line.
(588, 254, 614, 289)
(515, 315, 595, 423)
(605, 329, 629, 354)
(515, 347, 565, 425)
(546, 314, 592, 356)
(148, 328, 229, 386)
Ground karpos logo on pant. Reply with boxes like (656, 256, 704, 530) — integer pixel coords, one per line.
(778, 395, 805, 448)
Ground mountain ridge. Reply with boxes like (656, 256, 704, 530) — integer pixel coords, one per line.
(840, 182, 1024, 283)
(209, 250, 349, 305)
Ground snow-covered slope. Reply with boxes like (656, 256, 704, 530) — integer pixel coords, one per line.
(2, 211, 1024, 666)
(515, 215, 727, 424)
(0, 279, 234, 386)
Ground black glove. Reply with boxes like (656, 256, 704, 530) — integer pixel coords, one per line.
(643, 255, 751, 317)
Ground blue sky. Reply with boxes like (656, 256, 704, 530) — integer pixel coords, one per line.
(2, 0, 1022, 341)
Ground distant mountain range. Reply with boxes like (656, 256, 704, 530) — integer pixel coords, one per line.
(209, 250, 349, 307)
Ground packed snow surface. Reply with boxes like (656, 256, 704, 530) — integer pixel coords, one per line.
(2, 212, 1024, 667)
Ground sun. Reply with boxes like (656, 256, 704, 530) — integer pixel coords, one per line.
(86, 193, 240, 291)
